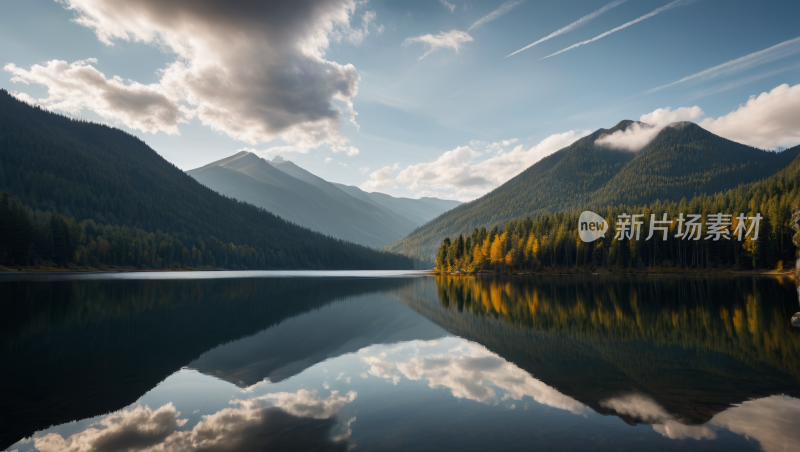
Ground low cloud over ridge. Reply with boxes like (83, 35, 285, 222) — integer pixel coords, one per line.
(595, 106, 704, 151)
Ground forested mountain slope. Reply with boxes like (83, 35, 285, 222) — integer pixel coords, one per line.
(0, 90, 414, 269)
(387, 120, 800, 260)
(434, 143, 800, 273)
(591, 122, 800, 207)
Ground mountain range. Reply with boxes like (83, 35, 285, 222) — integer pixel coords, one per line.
(386, 120, 800, 260)
(187, 152, 460, 248)
(0, 90, 415, 270)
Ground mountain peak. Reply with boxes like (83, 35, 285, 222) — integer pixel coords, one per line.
(666, 121, 695, 130)
(272, 155, 287, 164)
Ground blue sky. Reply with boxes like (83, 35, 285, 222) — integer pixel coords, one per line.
(2, 0, 799, 200)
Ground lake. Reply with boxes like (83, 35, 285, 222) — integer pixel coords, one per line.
(3, 272, 800, 452)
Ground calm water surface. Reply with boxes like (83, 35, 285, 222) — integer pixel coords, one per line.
(3, 272, 800, 451)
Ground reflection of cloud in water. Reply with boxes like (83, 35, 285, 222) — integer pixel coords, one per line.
(34, 390, 356, 452)
(602, 394, 800, 452)
(359, 338, 588, 415)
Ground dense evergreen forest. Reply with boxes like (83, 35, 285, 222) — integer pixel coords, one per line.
(434, 147, 800, 274)
(391, 121, 800, 261)
(0, 91, 416, 270)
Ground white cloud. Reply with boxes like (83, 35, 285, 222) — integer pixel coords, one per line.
(5, 59, 185, 135)
(359, 166, 370, 174)
(595, 106, 704, 151)
(486, 138, 519, 150)
(542, 0, 686, 60)
(333, 145, 360, 156)
(468, 1, 523, 31)
(404, 30, 473, 60)
(359, 338, 588, 415)
(601, 393, 800, 452)
(505, 0, 626, 58)
(34, 389, 357, 452)
(379, 130, 587, 200)
(699, 83, 800, 150)
(5, 0, 373, 153)
(335, 10, 380, 46)
(360, 164, 398, 191)
(8, 90, 40, 106)
(325, 157, 333, 163)
(439, 0, 456, 13)
(648, 36, 800, 93)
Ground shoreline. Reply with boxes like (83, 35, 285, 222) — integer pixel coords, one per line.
(0, 266, 435, 276)
(436, 268, 799, 280)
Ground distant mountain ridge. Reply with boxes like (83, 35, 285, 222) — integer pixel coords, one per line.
(188, 151, 460, 248)
(0, 90, 414, 270)
(386, 120, 800, 260)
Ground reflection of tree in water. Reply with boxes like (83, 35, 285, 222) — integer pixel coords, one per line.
(432, 275, 800, 380)
(392, 275, 800, 425)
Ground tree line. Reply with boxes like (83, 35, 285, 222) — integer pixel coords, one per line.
(0, 192, 416, 270)
(435, 152, 800, 274)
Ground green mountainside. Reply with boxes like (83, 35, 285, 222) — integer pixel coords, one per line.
(434, 143, 800, 274)
(0, 90, 414, 270)
(388, 121, 800, 260)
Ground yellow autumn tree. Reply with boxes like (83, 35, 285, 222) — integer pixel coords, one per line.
(490, 232, 507, 265)
(505, 249, 517, 269)
(481, 235, 492, 260)
(524, 234, 537, 262)
(473, 242, 485, 268)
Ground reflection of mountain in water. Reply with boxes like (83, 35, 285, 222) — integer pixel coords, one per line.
(187, 292, 445, 387)
(394, 275, 800, 425)
(0, 276, 440, 450)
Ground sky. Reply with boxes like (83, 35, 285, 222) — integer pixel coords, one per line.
(2, 0, 800, 201)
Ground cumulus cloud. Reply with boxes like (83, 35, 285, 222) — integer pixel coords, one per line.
(4, 0, 374, 152)
(333, 145, 360, 156)
(360, 163, 399, 191)
(699, 83, 800, 150)
(485, 138, 519, 150)
(601, 393, 800, 452)
(505, 0, 626, 58)
(5, 59, 184, 135)
(468, 1, 523, 31)
(374, 130, 587, 200)
(359, 338, 588, 415)
(35, 390, 356, 452)
(595, 106, 704, 151)
(404, 30, 473, 60)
